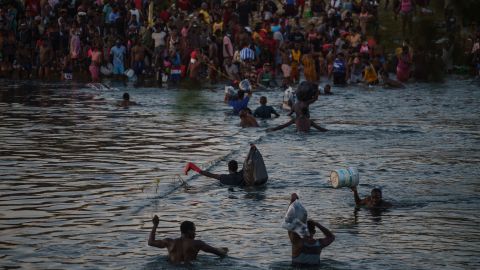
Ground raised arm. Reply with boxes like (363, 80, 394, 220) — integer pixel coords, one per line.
(310, 120, 328, 132)
(196, 240, 228, 258)
(311, 220, 335, 248)
(350, 186, 366, 206)
(266, 119, 295, 132)
(184, 162, 222, 180)
(148, 215, 171, 248)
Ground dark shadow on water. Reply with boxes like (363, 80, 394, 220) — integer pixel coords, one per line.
(143, 255, 262, 270)
(269, 259, 350, 270)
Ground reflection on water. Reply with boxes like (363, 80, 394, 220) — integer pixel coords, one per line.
(0, 79, 479, 269)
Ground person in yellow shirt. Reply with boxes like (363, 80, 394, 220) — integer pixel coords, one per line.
(291, 44, 302, 84)
(302, 50, 317, 83)
(199, 3, 211, 24)
(363, 62, 379, 85)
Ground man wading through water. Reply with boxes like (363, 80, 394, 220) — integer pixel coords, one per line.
(148, 215, 228, 264)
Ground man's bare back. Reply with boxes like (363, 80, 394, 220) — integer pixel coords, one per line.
(148, 215, 228, 264)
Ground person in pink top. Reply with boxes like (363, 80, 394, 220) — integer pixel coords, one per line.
(396, 46, 412, 82)
(398, 0, 416, 37)
(88, 44, 102, 82)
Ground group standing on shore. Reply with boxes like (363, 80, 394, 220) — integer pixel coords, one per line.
(0, 0, 478, 85)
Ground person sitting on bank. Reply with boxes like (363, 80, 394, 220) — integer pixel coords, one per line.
(184, 144, 261, 186)
(380, 71, 405, 89)
(117, 93, 138, 107)
(148, 215, 228, 264)
(240, 108, 259, 128)
(363, 62, 379, 85)
(288, 194, 335, 267)
(350, 186, 392, 208)
(254, 96, 280, 119)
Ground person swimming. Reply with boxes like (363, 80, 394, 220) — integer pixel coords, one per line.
(117, 93, 138, 107)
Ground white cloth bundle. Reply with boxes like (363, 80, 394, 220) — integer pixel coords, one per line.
(281, 200, 309, 238)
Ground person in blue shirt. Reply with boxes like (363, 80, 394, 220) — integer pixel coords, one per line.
(228, 89, 251, 115)
(254, 96, 279, 119)
(110, 40, 126, 76)
(332, 53, 347, 85)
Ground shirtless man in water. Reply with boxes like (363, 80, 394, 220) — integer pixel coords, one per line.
(267, 87, 327, 132)
(130, 40, 146, 80)
(239, 108, 259, 128)
(148, 215, 228, 264)
(351, 186, 392, 209)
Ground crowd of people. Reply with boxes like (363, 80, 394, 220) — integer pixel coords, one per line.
(0, 0, 478, 85)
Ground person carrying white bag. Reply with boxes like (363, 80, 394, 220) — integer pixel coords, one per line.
(283, 193, 336, 267)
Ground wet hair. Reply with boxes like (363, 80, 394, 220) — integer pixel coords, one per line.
(180, 221, 195, 234)
(371, 188, 382, 195)
(307, 220, 316, 235)
(260, 96, 267, 105)
(228, 160, 238, 172)
(123, 93, 130, 101)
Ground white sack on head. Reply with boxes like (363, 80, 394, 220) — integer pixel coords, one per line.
(281, 200, 309, 238)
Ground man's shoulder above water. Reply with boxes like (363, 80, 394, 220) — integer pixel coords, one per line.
(218, 170, 244, 186)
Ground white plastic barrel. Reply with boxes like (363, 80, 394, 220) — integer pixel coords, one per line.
(330, 167, 359, 188)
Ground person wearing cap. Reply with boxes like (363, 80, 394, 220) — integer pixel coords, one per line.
(287, 193, 335, 267)
(187, 49, 201, 81)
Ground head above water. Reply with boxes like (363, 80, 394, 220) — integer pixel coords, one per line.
(228, 160, 238, 173)
(260, 96, 267, 105)
(324, 84, 331, 94)
(123, 93, 130, 101)
(180, 221, 196, 239)
(371, 188, 382, 205)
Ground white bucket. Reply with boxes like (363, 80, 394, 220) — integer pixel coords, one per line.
(330, 167, 359, 188)
(125, 69, 135, 78)
(239, 79, 251, 91)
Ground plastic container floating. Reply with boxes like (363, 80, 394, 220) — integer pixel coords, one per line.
(330, 167, 359, 188)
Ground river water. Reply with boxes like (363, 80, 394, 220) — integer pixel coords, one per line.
(0, 79, 479, 270)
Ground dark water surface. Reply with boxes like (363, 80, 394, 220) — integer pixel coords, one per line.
(0, 79, 479, 269)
